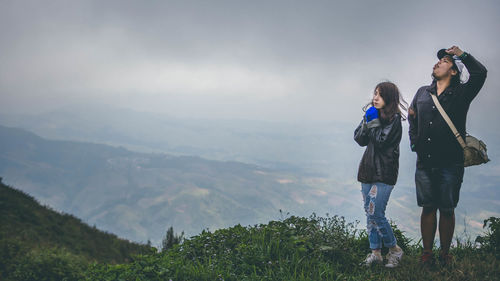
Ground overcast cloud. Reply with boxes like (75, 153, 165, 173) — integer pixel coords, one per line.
(1, 0, 499, 122)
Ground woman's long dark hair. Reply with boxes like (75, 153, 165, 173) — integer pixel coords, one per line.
(363, 81, 408, 122)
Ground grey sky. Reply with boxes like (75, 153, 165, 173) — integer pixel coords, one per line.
(1, 0, 499, 122)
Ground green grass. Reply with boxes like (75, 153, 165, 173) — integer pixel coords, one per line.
(2, 176, 498, 280)
(0, 179, 153, 281)
(86, 214, 500, 281)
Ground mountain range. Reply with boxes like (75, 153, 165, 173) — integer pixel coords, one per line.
(1, 105, 499, 245)
(0, 125, 364, 245)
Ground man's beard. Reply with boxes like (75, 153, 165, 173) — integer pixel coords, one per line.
(432, 72, 442, 81)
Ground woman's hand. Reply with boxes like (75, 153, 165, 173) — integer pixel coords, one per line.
(365, 106, 379, 122)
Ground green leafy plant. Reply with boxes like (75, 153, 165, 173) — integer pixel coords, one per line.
(85, 214, 500, 281)
(476, 216, 500, 258)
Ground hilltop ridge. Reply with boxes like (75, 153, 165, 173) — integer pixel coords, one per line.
(0, 178, 153, 280)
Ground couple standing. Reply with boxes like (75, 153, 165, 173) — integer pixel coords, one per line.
(354, 46, 487, 268)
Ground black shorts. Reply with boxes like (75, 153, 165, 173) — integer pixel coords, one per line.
(415, 165, 464, 212)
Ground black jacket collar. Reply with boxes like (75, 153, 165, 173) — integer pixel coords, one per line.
(426, 81, 456, 96)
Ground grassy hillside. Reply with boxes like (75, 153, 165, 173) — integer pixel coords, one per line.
(87, 214, 500, 281)
(0, 178, 153, 280)
(1, 177, 498, 280)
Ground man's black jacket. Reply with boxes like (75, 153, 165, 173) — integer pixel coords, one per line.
(354, 113, 402, 185)
(408, 53, 487, 169)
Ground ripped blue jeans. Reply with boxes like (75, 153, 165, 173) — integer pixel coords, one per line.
(361, 182, 397, 250)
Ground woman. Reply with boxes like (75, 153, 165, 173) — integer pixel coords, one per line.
(354, 81, 408, 268)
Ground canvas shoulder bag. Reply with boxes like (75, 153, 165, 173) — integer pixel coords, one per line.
(430, 93, 490, 167)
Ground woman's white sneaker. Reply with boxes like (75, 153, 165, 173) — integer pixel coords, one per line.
(385, 248, 404, 268)
(364, 252, 383, 266)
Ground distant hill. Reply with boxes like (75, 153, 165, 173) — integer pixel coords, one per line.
(1, 123, 498, 247)
(0, 125, 360, 245)
(0, 104, 360, 176)
(0, 178, 151, 262)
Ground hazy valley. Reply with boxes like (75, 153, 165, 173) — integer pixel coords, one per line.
(1, 105, 499, 246)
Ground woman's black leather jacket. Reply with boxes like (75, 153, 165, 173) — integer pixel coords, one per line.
(354, 113, 402, 185)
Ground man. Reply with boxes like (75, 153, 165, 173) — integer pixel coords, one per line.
(408, 46, 487, 265)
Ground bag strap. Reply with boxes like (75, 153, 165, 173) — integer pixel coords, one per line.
(429, 93, 467, 149)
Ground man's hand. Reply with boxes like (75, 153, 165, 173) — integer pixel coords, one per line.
(408, 107, 416, 118)
(446, 46, 464, 57)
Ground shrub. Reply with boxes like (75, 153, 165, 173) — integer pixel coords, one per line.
(10, 247, 86, 281)
(85, 215, 500, 281)
(476, 216, 500, 258)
